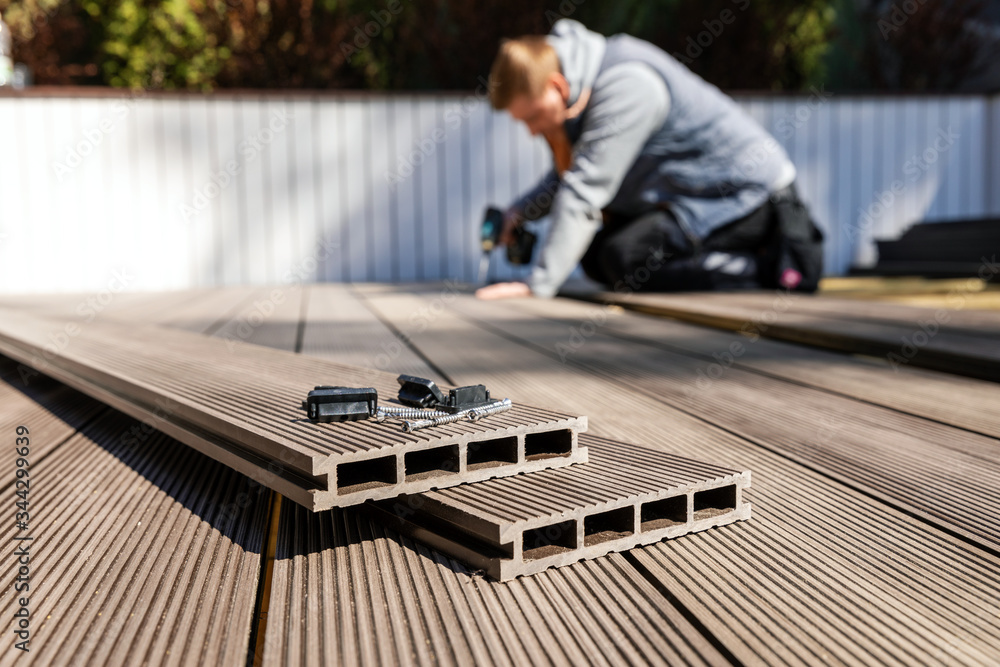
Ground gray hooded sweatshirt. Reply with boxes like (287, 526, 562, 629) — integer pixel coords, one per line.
(513, 20, 796, 298)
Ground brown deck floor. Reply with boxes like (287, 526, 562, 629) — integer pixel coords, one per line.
(0, 284, 998, 666)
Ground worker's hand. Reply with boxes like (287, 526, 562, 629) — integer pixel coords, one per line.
(498, 209, 523, 247)
(475, 281, 533, 300)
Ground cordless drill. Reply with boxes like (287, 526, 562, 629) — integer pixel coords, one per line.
(479, 206, 537, 283)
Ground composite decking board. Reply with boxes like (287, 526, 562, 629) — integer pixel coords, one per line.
(0, 290, 274, 667)
(150, 286, 264, 333)
(562, 287, 1000, 382)
(370, 434, 751, 580)
(0, 307, 587, 509)
(299, 283, 444, 382)
(356, 286, 1000, 665)
(209, 284, 306, 352)
(501, 293, 1000, 441)
(0, 364, 108, 470)
(262, 284, 731, 665)
(721, 290, 1000, 336)
(616, 288, 1000, 338)
(437, 292, 1000, 552)
(0, 399, 270, 666)
(262, 504, 730, 667)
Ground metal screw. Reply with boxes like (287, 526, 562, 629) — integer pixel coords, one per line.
(401, 398, 513, 432)
(468, 398, 512, 421)
(374, 406, 450, 422)
(402, 409, 473, 433)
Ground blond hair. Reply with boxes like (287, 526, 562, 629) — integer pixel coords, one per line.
(488, 36, 560, 110)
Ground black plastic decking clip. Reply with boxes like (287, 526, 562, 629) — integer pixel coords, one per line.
(302, 386, 378, 423)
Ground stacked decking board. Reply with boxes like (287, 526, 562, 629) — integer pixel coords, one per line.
(368, 435, 751, 580)
(7, 284, 1000, 665)
(0, 307, 587, 511)
(0, 295, 754, 583)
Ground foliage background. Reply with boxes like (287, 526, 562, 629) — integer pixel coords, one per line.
(0, 0, 995, 91)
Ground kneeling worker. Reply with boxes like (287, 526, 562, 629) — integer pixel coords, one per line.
(476, 19, 824, 300)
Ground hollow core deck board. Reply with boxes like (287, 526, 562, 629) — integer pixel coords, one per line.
(439, 292, 1000, 553)
(354, 286, 1000, 665)
(563, 288, 1000, 382)
(370, 434, 752, 580)
(0, 306, 588, 510)
(256, 283, 731, 665)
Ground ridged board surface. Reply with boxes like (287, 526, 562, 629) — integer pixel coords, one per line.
(436, 291, 1000, 553)
(262, 503, 729, 667)
(412, 435, 746, 528)
(562, 287, 1000, 381)
(353, 285, 1000, 665)
(0, 306, 588, 509)
(0, 382, 270, 666)
(510, 294, 1000, 440)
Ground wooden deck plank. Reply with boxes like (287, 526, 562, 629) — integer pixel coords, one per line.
(353, 285, 1000, 666)
(0, 410, 271, 666)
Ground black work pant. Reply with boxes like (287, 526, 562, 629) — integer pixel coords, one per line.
(581, 193, 778, 292)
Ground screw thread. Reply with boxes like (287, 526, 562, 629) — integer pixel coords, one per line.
(375, 406, 450, 422)
(402, 410, 471, 432)
(468, 398, 513, 421)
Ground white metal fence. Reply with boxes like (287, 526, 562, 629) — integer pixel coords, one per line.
(1, 90, 997, 293)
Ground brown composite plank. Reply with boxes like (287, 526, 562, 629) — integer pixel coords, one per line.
(563, 287, 1000, 381)
(504, 294, 1000, 441)
(724, 290, 1000, 336)
(264, 504, 728, 667)
(0, 288, 272, 666)
(0, 410, 270, 666)
(438, 292, 1000, 553)
(353, 286, 1000, 666)
(261, 283, 729, 666)
(0, 306, 588, 510)
(370, 434, 751, 580)
(300, 283, 445, 382)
